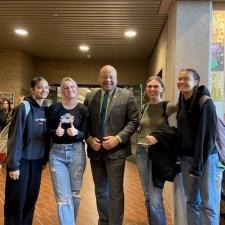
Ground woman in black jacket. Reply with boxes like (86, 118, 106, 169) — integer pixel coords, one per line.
(176, 69, 222, 225)
(4, 77, 49, 225)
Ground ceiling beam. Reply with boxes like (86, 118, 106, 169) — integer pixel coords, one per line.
(158, 0, 173, 14)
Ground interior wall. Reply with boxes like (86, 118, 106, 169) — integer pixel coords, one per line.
(176, 1, 212, 86)
(0, 49, 149, 107)
(148, 22, 173, 101)
(148, 21, 177, 103)
(166, 0, 177, 102)
(148, 0, 177, 103)
(148, 23, 167, 78)
(35, 58, 149, 86)
(0, 49, 35, 106)
(148, 0, 212, 102)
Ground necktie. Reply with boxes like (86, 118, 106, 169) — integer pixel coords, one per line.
(100, 92, 109, 138)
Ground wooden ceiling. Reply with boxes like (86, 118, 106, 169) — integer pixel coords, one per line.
(0, 0, 168, 60)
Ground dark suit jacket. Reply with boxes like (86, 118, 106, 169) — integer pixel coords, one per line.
(84, 87, 139, 160)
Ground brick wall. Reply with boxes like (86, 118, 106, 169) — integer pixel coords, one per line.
(0, 49, 35, 106)
(0, 49, 149, 107)
(35, 58, 149, 86)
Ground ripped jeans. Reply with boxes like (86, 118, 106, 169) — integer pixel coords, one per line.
(49, 142, 86, 225)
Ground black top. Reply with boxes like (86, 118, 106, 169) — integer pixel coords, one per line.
(7, 96, 48, 171)
(177, 85, 217, 176)
(149, 126, 180, 188)
(48, 102, 89, 144)
(151, 85, 218, 177)
(0, 109, 7, 131)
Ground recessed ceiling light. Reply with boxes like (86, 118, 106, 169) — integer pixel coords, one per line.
(86, 54, 91, 58)
(14, 28, 28, 36)
(79, 45, 90, 52)
(124, 30, 137, 38)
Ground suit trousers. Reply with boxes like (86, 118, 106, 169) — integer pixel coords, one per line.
(4, 158, 43, 225)
(90, 156, 126, 225)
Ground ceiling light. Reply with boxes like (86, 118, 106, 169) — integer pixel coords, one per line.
(86, 54, 91, 58)
(79, 45, 90, 52)
(14, 28, 28, 36)
(124, 30, 137, 38)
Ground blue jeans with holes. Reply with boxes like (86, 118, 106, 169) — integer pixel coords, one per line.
(136, 145, 166, 225)
(180, 154, 223, 225)
(49, 142, 86, 225)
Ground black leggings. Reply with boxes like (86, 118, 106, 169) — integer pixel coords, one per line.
(4, 159, 43, 225)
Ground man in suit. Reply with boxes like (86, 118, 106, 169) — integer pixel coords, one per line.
(84, 65, 139, 225)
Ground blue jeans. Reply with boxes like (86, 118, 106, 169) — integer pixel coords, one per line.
(180, 154, 223, 225)
(49, 142, 86, 225)
(136, 145, 166, 225)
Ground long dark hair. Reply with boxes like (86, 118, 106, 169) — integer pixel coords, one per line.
(2, 98, 11, 112)
(30, 76, 47, 88)
(177, 68, 200, 113)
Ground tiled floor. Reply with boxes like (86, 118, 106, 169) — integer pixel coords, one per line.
(1, 161, 224, 225)
(0, 160, 147, 225)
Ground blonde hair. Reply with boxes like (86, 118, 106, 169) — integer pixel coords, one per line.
(60, 77, 78, 102)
